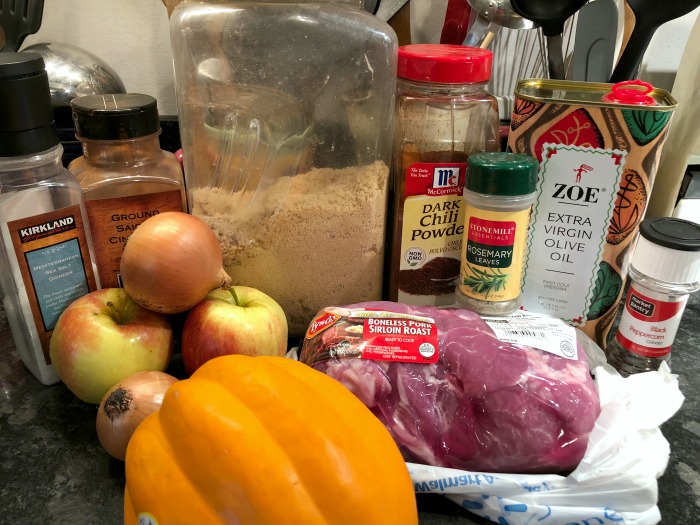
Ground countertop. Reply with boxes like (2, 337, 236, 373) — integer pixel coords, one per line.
(1, 295, 699, 525)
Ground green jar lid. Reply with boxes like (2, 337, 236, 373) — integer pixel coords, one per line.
(466, 152, 539, 196)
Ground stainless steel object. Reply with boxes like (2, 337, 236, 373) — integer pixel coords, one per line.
(21, 42, 126, 108)
(375, 0, 410, 21)
(463, 0, 538, 48)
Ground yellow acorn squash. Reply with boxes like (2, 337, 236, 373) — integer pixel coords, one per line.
(124, 355, 418, 525)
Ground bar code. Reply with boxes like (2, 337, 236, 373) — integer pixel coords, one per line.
(501, 329, 546, 340)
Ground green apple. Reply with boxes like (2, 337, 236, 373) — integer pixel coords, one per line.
(49, 288, 173, 404)
(181, 286, 288, 375)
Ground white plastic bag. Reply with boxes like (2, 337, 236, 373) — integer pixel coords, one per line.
(407, 332, 685, 525)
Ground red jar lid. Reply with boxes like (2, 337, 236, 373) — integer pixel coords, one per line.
(397, 44, 493, 84)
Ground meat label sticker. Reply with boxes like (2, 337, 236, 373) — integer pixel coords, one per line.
(352, 310, 439, 364)
(483, 311, 578, 360)
(301, 309, 439, 365)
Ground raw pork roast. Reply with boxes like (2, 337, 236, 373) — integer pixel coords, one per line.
(299, 302, 600, 474)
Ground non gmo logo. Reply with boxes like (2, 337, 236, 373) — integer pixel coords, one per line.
(433, 167, 459, 189)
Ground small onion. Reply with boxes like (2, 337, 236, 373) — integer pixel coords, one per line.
(96, 371, 178, 461)
(120, 211, 232, 313)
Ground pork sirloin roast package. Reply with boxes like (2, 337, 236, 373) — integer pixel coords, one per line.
(298, 302, 601, 474)
(297, 302, 685, 524)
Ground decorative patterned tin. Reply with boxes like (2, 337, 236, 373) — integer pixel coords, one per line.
(507, 79, 677, 348)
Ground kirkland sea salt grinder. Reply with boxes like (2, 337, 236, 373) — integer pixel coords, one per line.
(0, 53, 99, 385)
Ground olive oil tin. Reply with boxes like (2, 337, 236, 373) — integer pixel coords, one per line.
(507, 79, 677, 348)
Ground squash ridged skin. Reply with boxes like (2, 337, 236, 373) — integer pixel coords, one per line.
(124, 355, 418, 525)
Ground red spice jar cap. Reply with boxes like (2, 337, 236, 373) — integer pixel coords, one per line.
(397, 44, 493, 84)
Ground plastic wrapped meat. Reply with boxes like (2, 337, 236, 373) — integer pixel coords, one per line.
(298, 302, 601, 474)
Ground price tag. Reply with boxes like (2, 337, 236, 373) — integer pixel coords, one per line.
(482, 311, 578, 360)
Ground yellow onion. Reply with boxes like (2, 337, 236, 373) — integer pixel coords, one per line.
(96, 371, 178, 461)
(120, 211, 232, 313)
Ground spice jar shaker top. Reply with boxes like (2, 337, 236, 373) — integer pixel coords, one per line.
(388, 44, 501, 307)
(0, 53, 99, 385)
(607, 217, 700, 376)
(455, 152, 538, 316)
(69, 93, 186, 289)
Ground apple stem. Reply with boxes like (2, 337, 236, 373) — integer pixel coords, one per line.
(229, 288, 241, 307)
(106, 301, 126, 325)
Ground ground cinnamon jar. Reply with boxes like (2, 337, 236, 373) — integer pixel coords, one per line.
(388, 44, 500, 306)
(68, 94, 187, 288)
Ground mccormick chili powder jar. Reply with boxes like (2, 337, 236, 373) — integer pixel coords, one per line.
(388, 44, 500, 307)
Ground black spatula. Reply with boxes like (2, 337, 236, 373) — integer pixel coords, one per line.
(610, 0, 700, 82)
(510, 0, 588, 80)
(0, 0, 44, 52)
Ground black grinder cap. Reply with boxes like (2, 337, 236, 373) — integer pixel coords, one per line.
(71, 93, 161, 140)
(0, 52, 59, 157)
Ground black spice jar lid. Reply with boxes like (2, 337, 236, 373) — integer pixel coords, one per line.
(466, 152, 539, 196)
(639, 217, 700, 251)
(0, 52, 59, 157)
(71, 93, 161, 140)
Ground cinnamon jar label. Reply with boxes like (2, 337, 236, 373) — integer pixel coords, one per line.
(7, 205, 98, 363)
(84, 190, 184, 288)
(396, 161, 466, 306)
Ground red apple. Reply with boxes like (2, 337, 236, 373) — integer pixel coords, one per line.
(181, 286, 288, 375)
(49, 288, 173, 404)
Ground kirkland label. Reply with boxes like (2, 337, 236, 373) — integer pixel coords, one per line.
(520, 144, 626, 325)
(8, 205, 97, 363)
(615, 285, 687, 358)
(18, 215, 77, 243)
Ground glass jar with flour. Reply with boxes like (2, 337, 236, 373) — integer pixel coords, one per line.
(170, 0, 397, 336)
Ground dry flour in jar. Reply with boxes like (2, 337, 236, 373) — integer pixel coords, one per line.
(192, 161, 389, 336)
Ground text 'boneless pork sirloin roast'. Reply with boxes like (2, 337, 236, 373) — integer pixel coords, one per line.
(299, 302, 600, 474)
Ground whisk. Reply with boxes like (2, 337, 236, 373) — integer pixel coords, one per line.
(487, 14, 578, 120)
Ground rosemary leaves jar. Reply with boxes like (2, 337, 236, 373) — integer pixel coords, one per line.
(455, 152, 538, 316)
